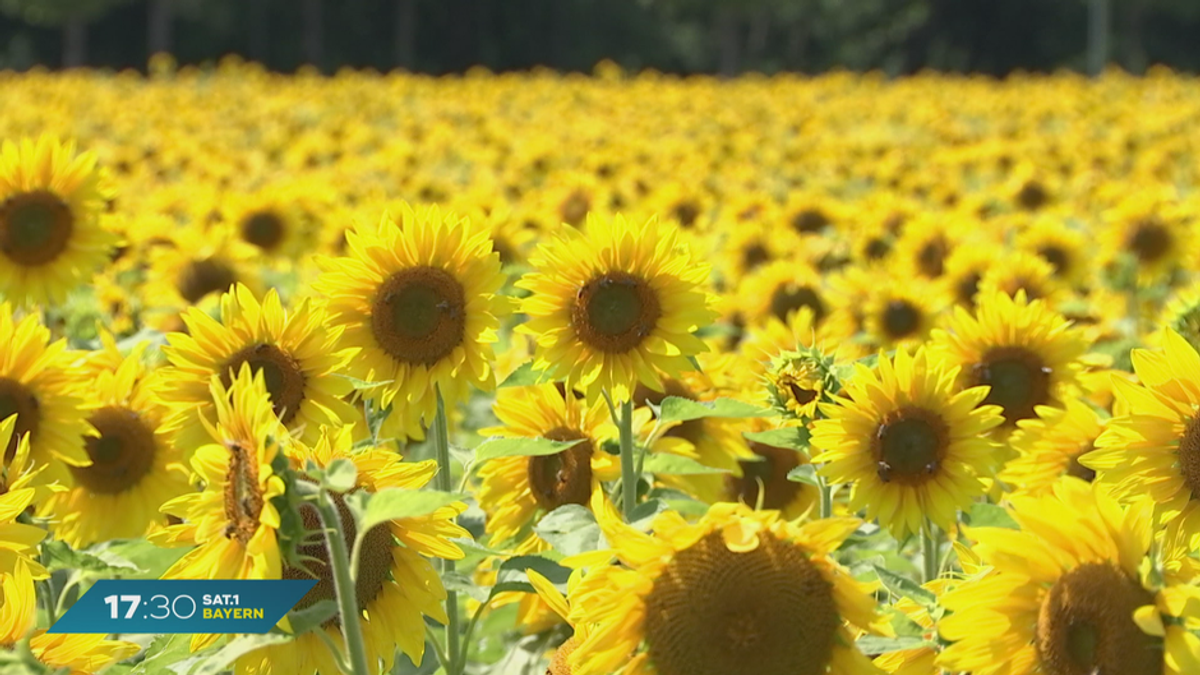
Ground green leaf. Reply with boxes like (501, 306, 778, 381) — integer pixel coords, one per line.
(473, 436, 583, 462)
(646, 487, 710, 516)
(442, 571, 491, 604)
(492, 555, 571, 596)
(643, 453, 730, 475)
(284, 600, 338, 636)
(43, 540, 139, 575)
(350, 489, 466, 534)
(657, 396, 769, 423)
(743, 426, 811, 452)
(534, 505, 604, 558)
(854, 635, 929, 655)
(627, 498, 667, 531)
(185, 634, 292, 675)
(130, 634, 193, 675)
(499, 361, 555, 388)
(965, 501, 1019, 530)
(873, 565, 937, 610)
(320, 458, 358, 493)
(785, 464, 819, 486)
(333, 374, 393, 391)
(92, 538, 189, 579)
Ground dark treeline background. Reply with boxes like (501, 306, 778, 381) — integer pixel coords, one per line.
(1, 0, 1198, 76)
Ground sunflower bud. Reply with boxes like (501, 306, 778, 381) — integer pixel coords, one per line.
(764, 346, 839, 421)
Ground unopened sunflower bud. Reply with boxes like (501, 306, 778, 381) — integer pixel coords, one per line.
(764, 346, 839, 421)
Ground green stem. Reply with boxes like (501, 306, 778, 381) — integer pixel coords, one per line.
(432, 389, 462, 675)
(922, 521, 940, 584)
(818, 478, 833, 520)
(452, 596, 493, 674)
(618, 398, 637, 519)
(314, 489, 371, 675)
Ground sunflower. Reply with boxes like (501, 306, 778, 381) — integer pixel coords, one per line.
(1080, 329, 1200, 538)
(892, 214, 960, 280)
(937, 478, 1200, 675)
(1, 562, 140, 672)
(0, 135, 117, 306)
(477, 384, 620, 547)
(999, 398, 1104, 497)
(157, 284, 361, 451)
(860, 275, 946, 350)
(235, 426, 469, 674)
(931, 290, 1087, 428)
(314, 203, 508, 439)
(0, 305, 91, 485)
(0, 416, 50, 582)
(1155, 279, 1200, 353)
(156, 367, 286, 594)
(517, 212, 715, 403)
(1099, 190, 1190, 285)
(563, 492, 885, 675)
(810, 348, 1005, 538)
(222, 183, 315, 258)
(941, 244, 1002, 308)
(40, 348, 190, 548)
(975, 250, 1066, 306)
(1015, 216, 1090, 288)
(735, 258, 829, 328)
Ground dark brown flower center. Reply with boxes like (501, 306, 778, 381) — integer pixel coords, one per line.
(726, 441, 803, 511)
(674, 201, 702, 228)
(643, 531, 839, 675)
(742, 243, 770, 272)
(370, 266, 466, 366)
(69, 406, 158, 495)
(769, 285, 825, 324)
(546, 636, 579, 675)
(917, 237, 948, 277)
(955, 271, 982, 307)
(282, 484, 393, 626)
(572, 271, 661, 354)
(1035, 563, 1161, 675)
(527, 427, 595, 511)
(1177, 416, 1200, 499)
(222, 440, 265, 545)
(221, 344, 307, 426)
(872, 407, 948, 485)
(1016, 181, 1049, 210)
(240, 211, 286, 252)
(177, 258, 236, 304)
(559, 191, 590, 227)
(0, 190, 74, 267)
(881, 300, 922, 340)
(790, 208, 830, 235)
(971, 346, 1051, 425)
(0, 378, 40, 464)
(1038, 245, 1070, 276)
(1129, 218, 1172, 264)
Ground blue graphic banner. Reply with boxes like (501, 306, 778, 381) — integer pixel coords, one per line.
(48, 580, 316, 634)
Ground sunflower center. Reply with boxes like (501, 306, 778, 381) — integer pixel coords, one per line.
(790, 208, 829, 235)
(955, 271, 981, 306)
(769, 286, 825, 324)
(370, 266, 466, 366)
(787, 382, 818, 408)
(872, 407, 948, 485)
(222, 440, 265, 545)
(881, 300, 921, 339)
(1038, 245, 1070, 276)
(1017, 181, 1049, 210)
(0, 191, 74, 267)
(283, 484, 393, 626)
(548, 636, 579, 675)
(972, 346, 1051, 424)
(572, 272, 661, 354)
(177, 258, 237, 304)
(674, 201, 701, 228)
(726, 441, 803, 511)
(69, 406, 157, 495)
(559, 191, 590, 227)
(1129, 219, 1171, 264)
(1176, 416, 1200, 498)
(1067, 443, 1097, 483)
(240, 211, 285, 251)
(527, 426, 595, 511)
(864, 238, 891, 260)
(917, 238, 947, 277)
(742, 243, 770, 271)
(1035, 562, 1161, 675)
(642, 531, 840, 675)
(0, 378, 40, 464)
(221, 344, 307, 426)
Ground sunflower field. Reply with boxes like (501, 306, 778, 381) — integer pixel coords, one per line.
(2, 59, 1200, 675)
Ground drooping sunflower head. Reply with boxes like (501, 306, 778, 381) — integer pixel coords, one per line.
(0, 135, 117, 306)
(566, 493, 883, 675)
(0, 305, 91, 484)
(999, 398, 1103, 497)
(937, 478, 1198, 675)
(315, 204, 508, 438)
(157, 283, 361, 452)
(931, 290, 1088, 427)
(517, 212, 716, 403)
(811, 347, 1005, 538)
(235, 425, 467, 675)
(476, 383, 618, 547)
(156, 366, 287, 584)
